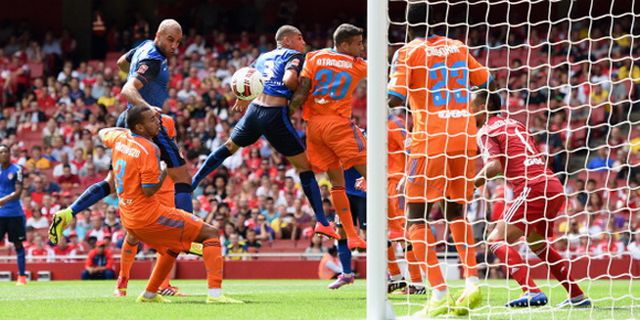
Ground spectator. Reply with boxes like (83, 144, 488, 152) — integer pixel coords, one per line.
(27, 235, 55, 262)
(79, 163, 103, 186)
(261, 197, 279, 223)
(25, 146, 51, 170)
(318, 246, 342, 279)
(57, 164, 81, 189)
(86, 214, 106, 241)
(253, 214, 275, 241)
(81, 240, 115, 280)
(305, 234, 327, 260)
(225, 233, 248, 261)
(627, 230, 640, 259)
(53, 235, 75, 258)
(52, 153, 78, 178)
(93, 145, 110, 172)
(103, 206, 121, 233)
(587, 147, 614, 172)
(26, 209, 49, 230)
(594, 233, 625, 256)
(245, 229, 262, 253)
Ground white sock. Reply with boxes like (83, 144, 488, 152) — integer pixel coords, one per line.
(390, 274, 403, 282)
(432, 288, 448, 300)
(466, 276, 480, 289)
(571, 294, 584, 302)
(208, 288, 222, 298)
(143, 291, 157, 299)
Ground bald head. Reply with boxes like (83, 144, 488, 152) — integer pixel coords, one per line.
(154, 19, 183, 57)
(157, 19, 182, 35)
(275, 25, 305, 52)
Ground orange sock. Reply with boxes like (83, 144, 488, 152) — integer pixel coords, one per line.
(387, 244, 401, 277)
(330, 187, 359, 240)
(449, 218, 478, 277)
(406, 248, 423, 284)
(408, 223, 446, 290)
(203, 238, 223, 289)
(119, 241, 138, 279)
(388, 198, 406, 235)
(157, 253, 172, 289)
(145, 252, 176, 293)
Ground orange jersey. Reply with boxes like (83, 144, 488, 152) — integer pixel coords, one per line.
(388, 36, 491, 156)
(301, 49, 367, 120)
(101, 129, 162, 229)
(388, 115, 408, 182)
(156, 115, 176, 207)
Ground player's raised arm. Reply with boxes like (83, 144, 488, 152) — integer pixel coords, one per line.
(282, 55, 303, 91)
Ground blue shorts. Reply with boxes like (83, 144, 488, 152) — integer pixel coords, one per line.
(116, 110, 185, 168)
(230, 103, 305, 157)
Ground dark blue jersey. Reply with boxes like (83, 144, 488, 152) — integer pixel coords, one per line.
(126, 40, 169, 108)
(0, 164, 23, 217)
(254, 48, 304, 99)
(345, 167, 365, 198)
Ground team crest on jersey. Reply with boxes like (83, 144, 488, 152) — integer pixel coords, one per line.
(137, 64, 148, 74)
(7, 173, 13, 180)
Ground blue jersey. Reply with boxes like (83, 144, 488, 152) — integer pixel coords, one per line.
(0, 164, 23, 217)
(254, 48, 304, 99)
(127, 40, 170, 108)
(345, 167, 366, 198)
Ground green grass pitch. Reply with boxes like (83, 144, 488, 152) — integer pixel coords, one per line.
(0, 279, 638, 319)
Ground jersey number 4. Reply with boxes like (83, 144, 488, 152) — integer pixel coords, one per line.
(313, 69, 352, 100)
(429, 61, 469, 106)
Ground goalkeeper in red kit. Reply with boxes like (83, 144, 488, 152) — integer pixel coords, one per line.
(472, 91, 591, 308)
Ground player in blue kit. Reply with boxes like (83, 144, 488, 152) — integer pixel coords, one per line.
(49, 19, 195, 243)
(192, 25, 339, 240)
(0, 145, 27, 286)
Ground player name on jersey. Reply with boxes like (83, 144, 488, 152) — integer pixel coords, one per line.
(425, 44, 461, 57)
(316, 58, 353, 68)
(114, 141, 142, 158)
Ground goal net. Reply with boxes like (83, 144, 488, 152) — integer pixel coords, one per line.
(368, 0, 640, 318)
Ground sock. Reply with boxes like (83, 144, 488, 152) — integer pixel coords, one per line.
(337, 240, 353, 274)
(387, 243, 401, 278)
(466, 276, 480, 290)
(119, 241, 138, 279)
(174, 183, 193, 213)
(449, 218, 478, 277)
(406, 248, 423, 284)
(208, 288, 222, 298)
(70, 181, 110, 214)
(145, 253, 176, 293)
(158, 253, 172, 289)
(533, 243, 584, 298)
(408, 224, 446, 291)
(330, 187, 359, 240)
(490, 242, 540, 293)
(299, 171, 330, 226)
(432, 287, 449, 300)
(192, 146, 232, 188)
(203, 238, 223, 290)
(16, 248, 25, 276)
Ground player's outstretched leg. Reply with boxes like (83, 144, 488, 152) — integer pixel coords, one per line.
(49, 177, 113, 244)
(196, 225, 243, 304)
(527, 231, 591, 308)
(488, 221, 548, 308)
(329, 186, 365, 249)
(328, 237, 355, 289)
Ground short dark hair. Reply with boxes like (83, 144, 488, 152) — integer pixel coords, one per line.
(275, 25, 301, 43)
(407, 3, 427, 37)
(474, 90, 502, 113)
(126, 105, 151, 130)
(333, 23, 363, 46)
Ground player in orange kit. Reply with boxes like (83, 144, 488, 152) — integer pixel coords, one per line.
(113, 113, 192, 297)
(386, 114, 425, 295)
(290, 23, 367, 253)
(100, 105, 241, 304)
(387, 2, 494, 316)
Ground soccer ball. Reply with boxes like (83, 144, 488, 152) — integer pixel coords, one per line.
(231, 67, 264, 101)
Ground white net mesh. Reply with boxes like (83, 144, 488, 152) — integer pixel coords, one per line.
(384, 0, 640, 318)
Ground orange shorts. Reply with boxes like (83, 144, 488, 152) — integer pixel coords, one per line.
(405, 153, 475, 204)
(127, 206, 203, 255)
(306, 116, 366, 172)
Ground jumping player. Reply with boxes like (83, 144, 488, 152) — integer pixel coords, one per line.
(387, 2, 489, 316)
(472, 91, 591, 308)
(289, 23, 367, 250)
(49, 19, 194, 244)
(191, 25, 339, 241)
(100, 105, 241, 304)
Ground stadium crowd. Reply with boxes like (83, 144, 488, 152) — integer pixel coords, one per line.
(0, 17, 639, 267)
